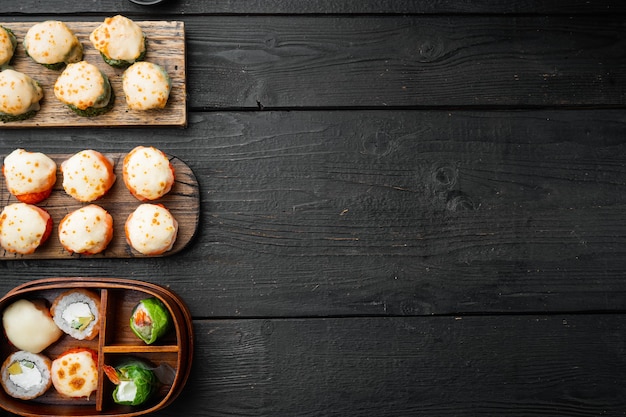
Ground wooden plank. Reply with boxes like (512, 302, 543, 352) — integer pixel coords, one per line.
(0, 152, 200, 259)
(179, 15, 626, 109)
(0, 110, 624, 316)
(0, 21, 186, 128)
(1, 1, 626, 15)
(175, 316, 626, 416)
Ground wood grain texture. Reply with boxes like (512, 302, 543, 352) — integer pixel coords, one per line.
(172, 316, 626, 416)
(0, 152, 200, 260)
(0, 110, 624, 317)
(180, 15, 626, 109)
(0, 21, 186, 128)
(1, 1, 626, 15)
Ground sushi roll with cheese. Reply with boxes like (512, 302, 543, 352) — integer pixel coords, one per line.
(125, 203, 178, 256)
(58, 204, 113, 255)
(3, 149, 57, 204)
(51, 348, 98, 398)
(122, 62, 171, 110)
(0, 25, 17, 68)
(51, 289, 100, 340)
(104, 358, 158, 405)
(90, 15, 146, 68)
(129, 297, 172, 344)
(0, 203, 53, 254)
(123, 146, 175, 201)
(54, 61, 114, 117)
(2, 299, 63, 353)
(0, 70, 43, 123)
(1, 351, 52, 400)
(61, 150, 116, 202)
(23, 21, 83, 70)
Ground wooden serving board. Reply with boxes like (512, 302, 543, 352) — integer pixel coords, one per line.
(0, 20, 186, 127)
(0, 152, 200, 259)
(0, 277, 194, 417)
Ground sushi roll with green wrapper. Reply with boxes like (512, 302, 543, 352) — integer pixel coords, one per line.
(130, 297, 172, 344)
(104, 359, 158, 406)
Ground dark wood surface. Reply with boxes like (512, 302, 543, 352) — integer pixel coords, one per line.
(0, 1, 625, 416)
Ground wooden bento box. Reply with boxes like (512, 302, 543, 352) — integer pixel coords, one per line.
(0, 278, 193, 417)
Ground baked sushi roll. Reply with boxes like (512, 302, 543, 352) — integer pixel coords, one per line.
(3, 149, 57, 204)
(0, 70, 43, 123)
(2, 299, 63, 353)
(0, 203, 53, 254)
(51, 348, 98, 398)
(0, 25, 17, 68)
(125, 203, 178, 255)
(23, 21, 83, 70)
(58, 204, 113, 255)
(104, 358, 158, 405)
(90, 15, 146, 68)
(61, 149, 116, 202)
(122, 62, 171, 110)
(51, 289, 101, 340)
(123, 146, 175, 201)
(1, 351, 52, 400)
(129, 297, 172, 344)
(54, 61, 114, 117)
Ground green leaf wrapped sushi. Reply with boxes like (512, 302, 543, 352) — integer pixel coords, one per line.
(130, 297, 172, 344)
(104, 359, 158, 406)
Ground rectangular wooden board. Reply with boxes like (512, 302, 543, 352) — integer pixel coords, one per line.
(0, 21, 186, 127)
(0, 152, 200, 259)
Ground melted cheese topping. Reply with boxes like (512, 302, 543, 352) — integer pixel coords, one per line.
(123, 146, 175, 200)
(125, 204, 178, 255)
(0, 203, 50, 254)
(89, 15, 145, 61)
(0, 26, 15, 66)
(122, 62, 171, 110)
(3, 149, 57, 196)
(24, 20, 82, 65)
(54, 61, 110, 110)
(51, 351, 98, 398)
(59, 204, 113, 254)
(61, 150, 115, 202)
(0, 70, 43, 116)
(2, 299, 63, 353)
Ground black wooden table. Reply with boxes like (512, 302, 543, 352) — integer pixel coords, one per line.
(1, 1, 626, 416)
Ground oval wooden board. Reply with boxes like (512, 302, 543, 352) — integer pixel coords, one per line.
(0, 152, 200, 259)
(0, 20, 186, 128)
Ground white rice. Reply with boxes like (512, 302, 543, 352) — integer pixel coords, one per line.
(1, 351, 51, 400)
(52, 291, 99, 340)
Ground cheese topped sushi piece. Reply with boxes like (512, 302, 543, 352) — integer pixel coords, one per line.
(58, 204, 113, 255)
(51, 348, 98, 398)
(54, 61, 114, 117)
(0, 203, 52, 254)
(3, 149, 57, 204)
(90, 15, 146, 68)
(0, 70, 43, 122)
(1, 351, 52, 400)
(123, 146, 175, 201)
(2, 299, 63, 353)
(51, 289, 101, 340)
(61, 150, 116, 202)
(0, 26, 17, 67)
(122, 62, 171, 110)
(23, 21, 83, 70)
(125, 203, 178, 255)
